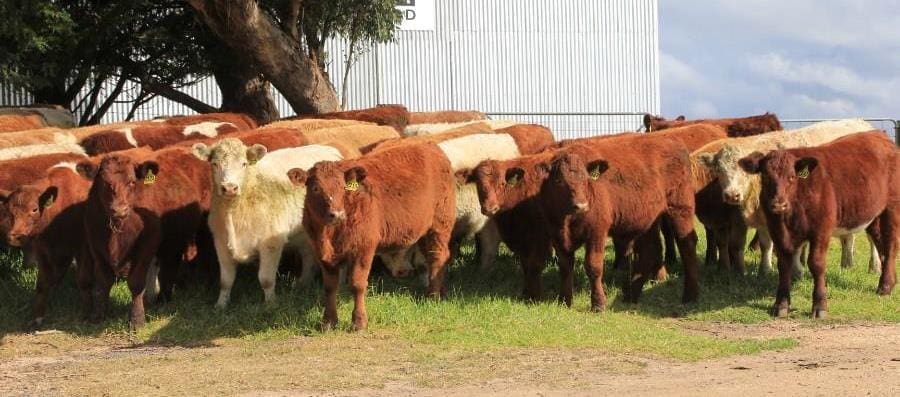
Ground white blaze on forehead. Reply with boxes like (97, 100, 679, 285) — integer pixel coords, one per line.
(438, 133, 521, 170)
(116, 128, 138, 147)
(183, 122, 234, 138)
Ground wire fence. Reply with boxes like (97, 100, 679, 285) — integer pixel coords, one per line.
(485, 112, 649, 140)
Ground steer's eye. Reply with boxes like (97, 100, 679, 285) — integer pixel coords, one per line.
(242, 162, 248, 168)
(32, 208, 38, 214)
(311, 185, 320, 193)
(129, 180, 136, 187)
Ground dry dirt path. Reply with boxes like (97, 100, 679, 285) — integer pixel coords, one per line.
(1, 322, 899, 396)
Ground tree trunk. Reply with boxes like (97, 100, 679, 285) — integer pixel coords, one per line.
(188, 0, 340, 115)
(212, 54, 280, 124)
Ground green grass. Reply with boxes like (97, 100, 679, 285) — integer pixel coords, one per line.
(1, 225, 896, 362)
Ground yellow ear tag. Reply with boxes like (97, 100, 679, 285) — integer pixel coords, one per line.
(42, 196, 54, 209)
(589, 166, 602, 180)
(507, 175, 519, 188)
(143, 170, 157, 185)
(345, 179, 359, 192)
(797, 167, 810, 179)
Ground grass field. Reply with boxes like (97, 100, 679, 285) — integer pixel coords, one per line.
(0, 226, 898, 393)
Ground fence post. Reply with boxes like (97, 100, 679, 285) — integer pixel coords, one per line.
(894, 120, 899, 147)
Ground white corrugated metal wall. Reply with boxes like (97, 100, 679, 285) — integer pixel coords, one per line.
(2, 0, 660, 139)
(331, 0, 660, 138)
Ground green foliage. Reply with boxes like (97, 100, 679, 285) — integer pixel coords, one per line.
(0, 1, 76, 89)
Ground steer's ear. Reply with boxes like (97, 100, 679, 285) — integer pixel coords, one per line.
(534, 162, 551, 178)
(455, 168, 475, 185)
(344, 166, 367, 192)
(738, 152, 765, 174)
(75, 161, 97, 180)
(586, 159, 609, 180)
(0, 189, 10, 204)
(696, 152, 716, 168)
(191, 143, 211, 161)
(794, 157, 818, 179)
(135, 161, 160, 185)
(39, 186, 58, 211)
(505, 167, 525, 187)
(247, 144, 268, 164)
(676, 115, 686, 121)
(287, 168, 308, 186)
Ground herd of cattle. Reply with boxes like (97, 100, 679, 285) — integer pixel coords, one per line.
(0, 105, 897, 331)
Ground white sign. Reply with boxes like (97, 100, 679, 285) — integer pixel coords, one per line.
(396, 0, 435, 31)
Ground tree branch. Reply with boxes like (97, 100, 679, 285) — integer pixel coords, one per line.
(142, 81, 218, 114)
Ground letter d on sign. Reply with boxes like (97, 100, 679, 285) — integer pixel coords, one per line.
(405, 9, 417, 20)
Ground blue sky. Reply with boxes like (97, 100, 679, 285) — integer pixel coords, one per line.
(659, 1, 900, 119)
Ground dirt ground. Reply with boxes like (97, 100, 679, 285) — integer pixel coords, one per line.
(2, 321, 899, 396)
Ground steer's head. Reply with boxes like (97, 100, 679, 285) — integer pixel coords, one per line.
(91, 155, 158, 231)
(290, 160, 366, 225)
(192, 138, 267, 199)
(2, 183, 58, 247)
(697, 144, 755, 205)
(546, 146, 606, 215)
(739, 150, 819, 215)
(466, 154, 551, 216)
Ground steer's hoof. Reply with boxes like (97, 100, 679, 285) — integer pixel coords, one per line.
(350, 321, 368, 333)
(876, 285, 894, 296)
(320, 319, 337, 332)
(770, 306, 790, 318)
(812, 309, 827, 320)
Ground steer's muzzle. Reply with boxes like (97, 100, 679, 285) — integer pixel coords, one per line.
(326, 210, 346, 224)
(6, 233, 27, 247)
(220, 182, 240, 198)
(769, 200, 789, 214)
(723, 191, 743, 205)
(572, 202, 589, 214)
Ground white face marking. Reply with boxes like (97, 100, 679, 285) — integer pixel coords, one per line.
(183, 122, 233, 138)
(117, 128, 138, 147)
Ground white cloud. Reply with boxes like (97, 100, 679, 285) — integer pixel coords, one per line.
(659, 1, 900, 119)
(748, 53, 900, 103)
(781, 94, 858, 119)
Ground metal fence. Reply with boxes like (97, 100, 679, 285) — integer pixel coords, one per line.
(782, 118, 899, 146)
(485, 112, 649, 140)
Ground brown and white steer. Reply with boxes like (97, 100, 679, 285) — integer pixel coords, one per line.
(81, 147, 211, 328)
(374, 124, 555, 279)
(285, 105, 410, 133)
(3, 161, 98, 327)
(645, 113, 782, 137)
(694, 119, 879, 277)
(739, 131, 899, 318)
(290, 143, 456, 331)
(81, 122, 244, 155)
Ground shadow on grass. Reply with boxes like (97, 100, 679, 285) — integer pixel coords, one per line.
(1, 232, 893, 347)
